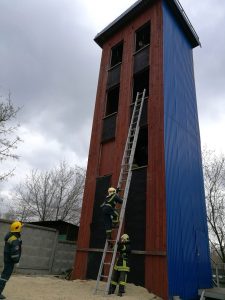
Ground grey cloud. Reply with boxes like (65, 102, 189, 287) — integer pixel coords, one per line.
(184, 0, 225, 119)
(0, 0, 102, 163)
(0, 0, 225, 193)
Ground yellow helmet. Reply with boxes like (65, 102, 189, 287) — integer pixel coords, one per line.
(108, 187, 116, 195)
(121, 234, 129, 242)
(10, 221, 23, 233)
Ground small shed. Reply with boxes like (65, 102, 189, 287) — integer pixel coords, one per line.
(29, 220, 79, 241)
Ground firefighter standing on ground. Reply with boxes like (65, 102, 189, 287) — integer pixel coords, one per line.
(101, 187, 123, 240)
(109, 233, 131, 297)
(0, 221, 23, 299)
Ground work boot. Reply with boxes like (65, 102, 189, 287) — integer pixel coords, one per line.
(118, 285, 125, 295)
(108, 285, 116, 295)
(0, 294, 6, 299)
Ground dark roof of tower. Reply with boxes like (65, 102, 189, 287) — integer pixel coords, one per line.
(94, 0, 200, 48)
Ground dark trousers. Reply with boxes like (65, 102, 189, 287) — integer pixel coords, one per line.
(110, 269, 127, 293)
(0, 258, 15, 294)
(102, 206, 119, 238)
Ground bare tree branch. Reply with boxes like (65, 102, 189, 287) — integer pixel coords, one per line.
(0, 93, 22, 181)
(203, 147, 225, 263)
(13, 161, 86, 225)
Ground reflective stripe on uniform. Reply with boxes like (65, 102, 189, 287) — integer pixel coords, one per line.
(114, 259, 130, 272)
(7, 235, 17, 243)
(0, 278, 7, 282)
(111, 280, 117, 286)
(112, 210, 119, 223)
(119, 273, 127, 286)
(115, 266, 130, 272)
(107, 194, 116, 204)
(104, 203, 112, 208)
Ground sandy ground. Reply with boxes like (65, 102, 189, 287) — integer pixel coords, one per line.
(3, 275, 163, 300)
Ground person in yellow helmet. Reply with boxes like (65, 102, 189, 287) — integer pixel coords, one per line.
(101, 187, 123, 242)
(0, 221, 23, 299)
(108, 234, 131, 297)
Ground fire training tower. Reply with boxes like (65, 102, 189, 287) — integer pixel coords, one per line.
(72, 0, 212, 299)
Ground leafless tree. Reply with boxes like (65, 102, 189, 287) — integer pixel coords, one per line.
(203, 148, 225, 263)
(0, 93, 21, 181)
(13, 161, 86, 225)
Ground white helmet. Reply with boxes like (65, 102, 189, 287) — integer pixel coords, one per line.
(121, 234, 129, 242)
(108, 187, 116, 195)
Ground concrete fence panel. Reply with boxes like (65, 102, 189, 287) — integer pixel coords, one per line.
(0, 219, 76, 275)
(51, 240, 76, 274)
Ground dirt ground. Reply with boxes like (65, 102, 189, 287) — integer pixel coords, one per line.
(3, 275, 162, 300)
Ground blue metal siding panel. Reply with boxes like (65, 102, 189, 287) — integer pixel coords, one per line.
(163, 1, 212, 299)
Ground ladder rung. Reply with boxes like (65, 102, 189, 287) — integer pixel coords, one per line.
(104, 262, 111, 265)
(101, 275, 108, 278)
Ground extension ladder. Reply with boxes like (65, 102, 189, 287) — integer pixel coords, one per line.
(94, 89, 146, 295)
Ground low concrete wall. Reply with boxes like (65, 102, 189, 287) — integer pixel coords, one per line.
(51, 240, 76, 274)
(0, 219, 76, 275)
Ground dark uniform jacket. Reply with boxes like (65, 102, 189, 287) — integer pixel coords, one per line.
(114, 241, 131, 272)
(4, 232, 22, 263)
(102, 193, 123, 209)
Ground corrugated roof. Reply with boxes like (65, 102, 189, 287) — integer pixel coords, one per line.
(94, 0, 200, 48)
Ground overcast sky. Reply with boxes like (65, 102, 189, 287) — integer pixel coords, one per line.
(0, 0, 225, 206)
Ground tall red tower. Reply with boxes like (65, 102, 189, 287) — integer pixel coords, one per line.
(72, 1, 212, 299)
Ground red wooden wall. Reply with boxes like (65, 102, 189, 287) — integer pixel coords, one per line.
(72, 1, 168, 299)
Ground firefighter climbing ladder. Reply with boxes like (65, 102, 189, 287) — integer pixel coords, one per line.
(94, 89, 146, 295)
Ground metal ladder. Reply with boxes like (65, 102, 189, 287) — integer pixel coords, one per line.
(94, 89, 146, 295)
